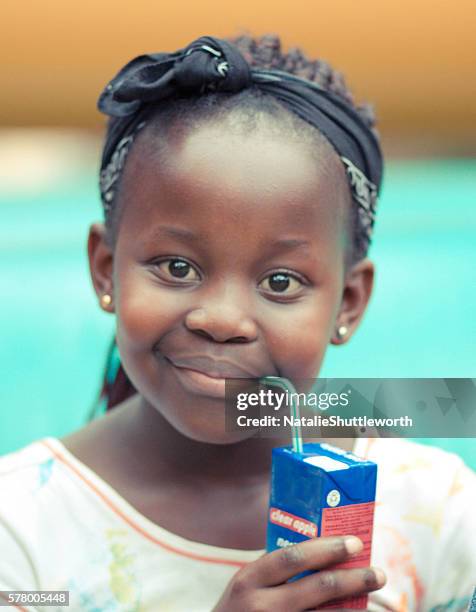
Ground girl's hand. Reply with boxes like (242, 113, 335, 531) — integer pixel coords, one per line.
(213, 536, 386, 612)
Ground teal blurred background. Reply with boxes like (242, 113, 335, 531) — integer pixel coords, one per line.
(0, 138, 475, 468)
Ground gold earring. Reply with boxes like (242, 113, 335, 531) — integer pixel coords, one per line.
(100, 293, 112, 308)
(336, 325, 348, 340)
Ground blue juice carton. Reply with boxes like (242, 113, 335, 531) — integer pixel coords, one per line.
(267, 442, 377, 609)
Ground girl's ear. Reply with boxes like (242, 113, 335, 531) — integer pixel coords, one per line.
(87, 223, 115, 313)
(331, 258, 374, 345)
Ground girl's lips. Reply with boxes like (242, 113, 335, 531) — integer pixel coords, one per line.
(168, 362, 227, 398)
(161, 354, 265, 399)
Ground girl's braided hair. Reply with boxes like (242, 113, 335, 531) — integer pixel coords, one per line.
(234, 33, 376, 125)
(93, 33, 380, 416)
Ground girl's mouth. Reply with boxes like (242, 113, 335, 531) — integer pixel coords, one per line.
(160, 353, 265, 399)
(168, 361, 227, 398)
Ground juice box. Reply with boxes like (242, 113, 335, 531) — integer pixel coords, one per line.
(267, 442, 377, 609)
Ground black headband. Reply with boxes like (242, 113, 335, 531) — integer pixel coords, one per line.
(98, 35, 384, 249)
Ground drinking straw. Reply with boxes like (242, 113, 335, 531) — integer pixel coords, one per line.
(259, 376, 303, 454)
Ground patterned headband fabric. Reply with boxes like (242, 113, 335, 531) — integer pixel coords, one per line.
(97, 35, 384, 249)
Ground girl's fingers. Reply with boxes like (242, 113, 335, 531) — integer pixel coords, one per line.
(244, 536, 363, 587)
(274, 566, 386, 611)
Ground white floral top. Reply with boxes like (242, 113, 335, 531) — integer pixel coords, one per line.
(0, 437, 474, 611)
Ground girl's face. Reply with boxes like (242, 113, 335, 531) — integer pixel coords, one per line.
(89, 119, 374, 443)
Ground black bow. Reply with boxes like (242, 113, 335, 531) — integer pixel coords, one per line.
(98, 36, 251, 118)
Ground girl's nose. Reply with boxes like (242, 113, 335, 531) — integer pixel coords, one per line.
(184, 291, 258, 343)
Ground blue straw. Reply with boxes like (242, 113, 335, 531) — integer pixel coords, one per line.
(259, 376, 303, 454)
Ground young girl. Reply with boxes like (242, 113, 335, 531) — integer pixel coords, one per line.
(1, 34, 475, 611)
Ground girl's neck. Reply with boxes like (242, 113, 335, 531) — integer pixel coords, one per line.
(113, 394, 355, 486)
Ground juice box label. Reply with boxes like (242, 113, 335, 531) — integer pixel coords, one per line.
(269, 507, 318, 537)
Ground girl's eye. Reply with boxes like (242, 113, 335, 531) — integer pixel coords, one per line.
(259, 272, 303, 295)
(155, 258, 200, 282)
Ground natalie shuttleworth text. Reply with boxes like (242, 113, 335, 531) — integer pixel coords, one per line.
(236, 413, 413, 429)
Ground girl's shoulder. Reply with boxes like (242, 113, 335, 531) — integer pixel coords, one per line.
(0, 437, 77, 504)
(0, 436, 136, 571)
(0, 436, 111, 520)
(356, 437, 476, 511)
(0, 437, 54, 485)
(358, 437, 473, 476)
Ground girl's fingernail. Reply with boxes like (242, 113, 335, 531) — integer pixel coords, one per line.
(373, 567, 387, 586)
(344, 536, 363, 554)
